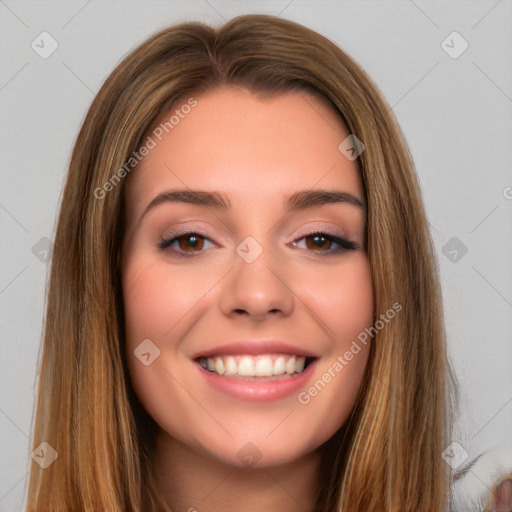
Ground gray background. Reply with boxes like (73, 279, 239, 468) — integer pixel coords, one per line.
(1, 1, 511, 511)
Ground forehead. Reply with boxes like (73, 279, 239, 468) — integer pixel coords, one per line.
(124, 86, 363, 220)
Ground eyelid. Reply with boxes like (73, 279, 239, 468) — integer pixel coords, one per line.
(290, 222, 350, 241)
(161, 222, 351, 243)
(160, 221, 219, 242)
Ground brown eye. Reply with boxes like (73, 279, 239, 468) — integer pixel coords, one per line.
(304, 233, 331, 251)
(158, 231, 214, 257)
(293, 232, 358, 255)
(177, 234, 204, 252)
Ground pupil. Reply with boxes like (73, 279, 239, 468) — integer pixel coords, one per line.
(181, 235, 202, 251)
(311, 234, 328, 250)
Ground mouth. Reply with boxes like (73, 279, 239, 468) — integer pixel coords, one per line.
(191, 339, 320, 401)
(196, 353, 317, 381)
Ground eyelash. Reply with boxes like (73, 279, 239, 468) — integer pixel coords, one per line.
(157, 230, 358, 258)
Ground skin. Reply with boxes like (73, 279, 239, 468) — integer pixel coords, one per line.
(121, 86, 374, 512)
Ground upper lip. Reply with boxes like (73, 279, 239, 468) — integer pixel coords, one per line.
(191, 339, 319, 360)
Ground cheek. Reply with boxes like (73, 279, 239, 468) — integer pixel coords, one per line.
(293, 255, 373, 440)
(122, 254, 212, 343)
(121, 253, 206, 430)
(300, 254, 374, 342)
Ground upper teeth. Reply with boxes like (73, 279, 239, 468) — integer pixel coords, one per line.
(199, 354, 307, 377)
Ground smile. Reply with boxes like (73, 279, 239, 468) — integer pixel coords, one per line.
(197, 354, 314, 379)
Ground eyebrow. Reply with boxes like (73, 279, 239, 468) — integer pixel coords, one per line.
(139, 188, 365, 222)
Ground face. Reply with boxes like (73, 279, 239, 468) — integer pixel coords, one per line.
(121, 86, 373, 468)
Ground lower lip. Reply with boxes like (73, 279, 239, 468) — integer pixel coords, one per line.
(194, 359, 318, 402)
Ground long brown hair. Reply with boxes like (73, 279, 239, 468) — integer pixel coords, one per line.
(26, 14, 458, 511)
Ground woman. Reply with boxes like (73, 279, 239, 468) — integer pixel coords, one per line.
(25, 13, 502, 512)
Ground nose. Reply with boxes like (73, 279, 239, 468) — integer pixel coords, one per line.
(219, 245, 295, 322)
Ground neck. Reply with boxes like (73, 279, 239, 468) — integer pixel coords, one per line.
(153, 431, 322, 512)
